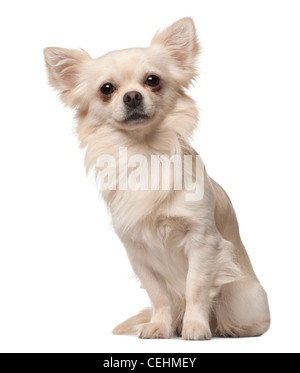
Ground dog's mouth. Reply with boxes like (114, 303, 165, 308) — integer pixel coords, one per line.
(124, 112, 149, 125)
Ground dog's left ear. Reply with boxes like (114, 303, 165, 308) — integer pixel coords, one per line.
(151, 18, 200, 86)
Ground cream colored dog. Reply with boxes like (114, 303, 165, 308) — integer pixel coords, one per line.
(44, 18, 270, 339)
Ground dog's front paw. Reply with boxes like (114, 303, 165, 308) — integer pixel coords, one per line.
(182, 320, 212, 340)
(138, 323, 172, 339)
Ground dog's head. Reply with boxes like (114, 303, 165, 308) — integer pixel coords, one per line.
(44, 18, 200, 133)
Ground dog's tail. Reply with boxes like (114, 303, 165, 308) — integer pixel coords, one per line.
(112, 308, 152, 335)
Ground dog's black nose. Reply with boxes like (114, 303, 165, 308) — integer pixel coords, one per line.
(123, 91, 143, 109)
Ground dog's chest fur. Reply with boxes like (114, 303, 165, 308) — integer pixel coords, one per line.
(121, 212, 190, 297)
(107, 180, 198, 297)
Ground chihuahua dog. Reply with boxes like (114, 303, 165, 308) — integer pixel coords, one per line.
(44, 18, 270, 339)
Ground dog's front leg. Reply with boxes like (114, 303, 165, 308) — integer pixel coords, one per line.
(123, 239, 174, 339)
(182, 238, 216, 340)
(137, 274, 173, 340)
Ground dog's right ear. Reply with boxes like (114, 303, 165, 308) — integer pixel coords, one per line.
(44, 47, 91, 107)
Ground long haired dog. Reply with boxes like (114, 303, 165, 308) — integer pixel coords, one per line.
(44, 18, 270, 339)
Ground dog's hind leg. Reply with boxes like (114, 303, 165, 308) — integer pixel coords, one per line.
(213, 279, 270, 337)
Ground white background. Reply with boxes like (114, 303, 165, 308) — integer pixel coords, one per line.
(0, 0, 299, 353)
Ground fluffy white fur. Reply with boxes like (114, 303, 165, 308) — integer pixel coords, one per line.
(44, 18, 270, 339)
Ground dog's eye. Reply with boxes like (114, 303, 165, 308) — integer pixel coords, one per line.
(145, 75, 160, 87)
(100, 83, 116, 95)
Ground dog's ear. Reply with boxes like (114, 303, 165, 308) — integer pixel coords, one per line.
(151, 18, 200, 86)
(44, 47, 91, 107)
